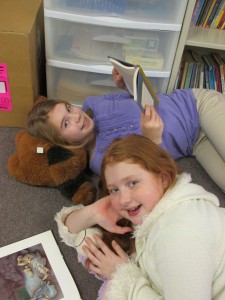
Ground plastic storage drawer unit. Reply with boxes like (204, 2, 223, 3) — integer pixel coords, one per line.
(44, 18, 180, 72)
(46, 62, 169, 105)
(44, 0, 187, 24)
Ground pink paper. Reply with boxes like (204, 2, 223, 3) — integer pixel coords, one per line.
(0, 64, 12, 111)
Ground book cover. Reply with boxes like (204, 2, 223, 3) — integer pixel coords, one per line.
(0, 231, 81, 300)
(108, 56, 159, 111)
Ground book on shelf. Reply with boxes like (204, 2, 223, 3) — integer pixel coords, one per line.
(211, 0, 225, 28)
(196, 0, 209, 26)
(0, 230, 81, 300)
(108, 56, 159, 111)
(192, 0, 206, 25)
(205, 0, 223, 28)
(174, 61, 184, 89)
(189, 49, 205, 88)
(189, 61, 198, 88)
(199, 0, 214, 27)
(202, 54, 215, 90)
(217, 8, 225, 28)
(210, 54, 222, 92)
(180, 50, 196, 89)
(211, 52, 225, 94)
(184, 62, 194, 89)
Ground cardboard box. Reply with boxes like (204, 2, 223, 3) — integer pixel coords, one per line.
(0, 0, 46, 128)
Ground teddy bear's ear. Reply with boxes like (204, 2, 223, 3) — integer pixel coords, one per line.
(7, 130, 54, 186)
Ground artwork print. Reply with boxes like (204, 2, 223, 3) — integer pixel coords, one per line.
(0, 243, 63, 300)
(0, 231, 81, 300)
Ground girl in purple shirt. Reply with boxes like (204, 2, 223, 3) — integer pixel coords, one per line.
(28, 69, 225, 192)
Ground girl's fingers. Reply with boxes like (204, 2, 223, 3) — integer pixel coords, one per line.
(111, 240, 128, 260)
(93, 234, 112, 255)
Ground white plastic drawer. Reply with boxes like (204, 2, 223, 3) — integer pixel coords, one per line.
(44, 17, 180, 72)
(46, 63, 169, 105)
(44, 0, 187, 24)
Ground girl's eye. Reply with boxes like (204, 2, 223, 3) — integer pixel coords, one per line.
(129, 180, 138, 187)
(108, 188, 119, 194)
(64, 120, 69, 128)
(66, 105, 71, 113)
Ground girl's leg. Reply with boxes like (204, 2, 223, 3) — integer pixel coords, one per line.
(192, 89, 225, 192)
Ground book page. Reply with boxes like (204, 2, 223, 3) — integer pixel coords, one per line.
(108, 57, 159, 110)
(108, 56, 138, 95)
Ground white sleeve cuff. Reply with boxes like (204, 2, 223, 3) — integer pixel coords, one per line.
(54, 205, 103, 257)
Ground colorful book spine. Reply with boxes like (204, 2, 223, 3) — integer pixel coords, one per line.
(206, 0, 223, 28)
(193, 0, 207, 25)
(211, 52, 225, 94)
(202, 0, 215, 27)
(180, 62, 189, 89)
(189, 62, 197, 88)
(217, 9, 225, 28)
(184, 62, 194, 89)
(196, 0, 209, 25)
(202, 55, 215, 90)
(211, 0, 225, 28)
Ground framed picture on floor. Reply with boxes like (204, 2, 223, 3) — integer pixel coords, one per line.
(0, 230, 81, 300)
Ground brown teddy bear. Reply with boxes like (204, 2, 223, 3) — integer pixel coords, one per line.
(7, 130, 97, 205)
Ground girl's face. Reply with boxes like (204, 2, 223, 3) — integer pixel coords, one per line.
(105, 161, 168, 225)
(48, 103, 94, 144)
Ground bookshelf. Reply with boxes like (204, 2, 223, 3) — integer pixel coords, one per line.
(167, 0, 225, 92)
(186, 26, 225, 50)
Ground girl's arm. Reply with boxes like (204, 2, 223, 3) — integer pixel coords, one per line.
(141, 104, 164, 145)
(65, 195, 132, 235)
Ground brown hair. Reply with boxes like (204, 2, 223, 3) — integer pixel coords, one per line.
(27, 99, 94, 148)
(27, 99, 70, 146)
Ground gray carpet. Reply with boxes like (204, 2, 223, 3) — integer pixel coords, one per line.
(1, 127, 224, 300)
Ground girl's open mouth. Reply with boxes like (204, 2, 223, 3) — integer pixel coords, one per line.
(127, 205, 141, 217)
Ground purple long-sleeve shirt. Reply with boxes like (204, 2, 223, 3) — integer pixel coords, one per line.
(82, 89, 200, 175)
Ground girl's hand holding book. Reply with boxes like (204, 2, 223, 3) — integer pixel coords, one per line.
(141, 104, 164, 145)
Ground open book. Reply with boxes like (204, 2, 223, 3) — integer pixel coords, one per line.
(0, 231, 81, 300)
(108, 56, 159, 111)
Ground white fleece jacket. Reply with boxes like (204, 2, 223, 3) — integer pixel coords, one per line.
(106, 173, 225, 300)
(55, 173, 225, 300)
